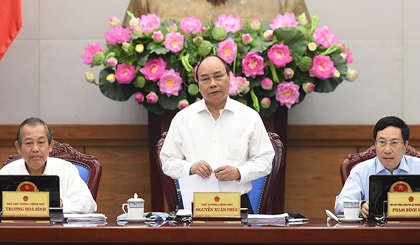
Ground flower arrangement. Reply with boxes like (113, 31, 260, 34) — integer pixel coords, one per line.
(82, 11, 358, 117)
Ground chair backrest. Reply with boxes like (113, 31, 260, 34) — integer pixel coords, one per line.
(340, 145, 420, 185)
(156, 131, 284, 214)
(4, 141, 102, 200)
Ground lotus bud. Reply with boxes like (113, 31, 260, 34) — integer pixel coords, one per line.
(261, 97, 271, 109)
(284, 68, 294, 80)
(167, 23, 177, 32)
(242, 33, 253, 45)
(261, 77, 273, 90)
(263, 30, 274, 41)
(340, 52, 347, 61)
(193, 36, 204, 46)
(297, 13, 308, 26)
(346, 68, 358, 82)
(91, 51, 105, 67)
(130, 26, 143, 39)
(109, 15, 120, 27)
(333, 69, 340, 78)
(106, 74, 116, 83)
(107, 57, 117, 67)
(135, 44, 144, 53)
(85, 72, 95, 83)
(178, 99, 189, 110)
(128, 17, 139, 27)
(135, 76, 146, 88)
(146, 92, 159, 103)
(122, 42, 131, 52)
(202, 26, 211, 37)
(135, 92, 144, 103)
(250, 18, 261, 30)
(152, 31, 164, 43)
(302, 82, 315, 94)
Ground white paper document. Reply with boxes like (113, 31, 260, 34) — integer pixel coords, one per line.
(247, 213, 289, 225)
(178, 173, 220, 210)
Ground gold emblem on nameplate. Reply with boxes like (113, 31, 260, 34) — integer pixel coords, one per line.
(389, 181, 412, 193)
(16, 181, 39, 192)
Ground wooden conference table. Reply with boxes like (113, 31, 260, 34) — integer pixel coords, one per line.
(0, 217, 418, 244)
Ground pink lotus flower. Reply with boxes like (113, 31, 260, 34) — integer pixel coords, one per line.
(163, 32, 184, 53)
(139, 13, 161, 34)
(313, 26, 339, 48)
(105, 26, 131, 45)
(228, 72, 240, 96)
(178, 99, 189, 109)
(115, 64, 136, 84)
(140, 58, 166, 81)
(157, 69, 183, 97)
(180, 16, 203, 34)
(217, 37, 236, 64)
(146, 92, 159, 104)
(275, 81, 300, 109)
(269, 12, 299, 29)
(261, 97, 271, 109)
(153, 31, 164, 43)
(214, 14, 242, 33)
(309, 55, 336, 80)
(135, 92, 144, 103)
(109, 15, 120, 27)
(81, 43, 102, 65)
(340, 44, 353, 63)
(241, 52, 265, 78)
(267, 44, 294, 68)
(261, 77, 273, 90)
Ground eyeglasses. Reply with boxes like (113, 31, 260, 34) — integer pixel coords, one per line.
(375, 140, 404, 148)
(198, 72, 227, 84)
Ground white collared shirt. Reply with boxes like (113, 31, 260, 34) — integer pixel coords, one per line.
(160, 97, 274, 194)
(0, 157, 97, 213)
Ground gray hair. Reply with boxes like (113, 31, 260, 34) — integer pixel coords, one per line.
(17, 117, 52, 147)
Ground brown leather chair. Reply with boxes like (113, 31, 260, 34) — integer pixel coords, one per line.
(340, 145, 420, 185)
(156, 131, 284, 214)
(4, 141, 102, 200)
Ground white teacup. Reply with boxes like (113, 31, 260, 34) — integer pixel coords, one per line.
(122, 193, 145, 219)
(343, 200, 361, 219)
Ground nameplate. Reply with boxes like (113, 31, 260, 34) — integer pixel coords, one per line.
(2, 191, 50, 218)
(387, 192, 420, 218)
(193, 192, 241, 217)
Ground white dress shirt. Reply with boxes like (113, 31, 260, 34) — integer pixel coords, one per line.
(0, 157, 97, 213)
(160, 97, 274, 194)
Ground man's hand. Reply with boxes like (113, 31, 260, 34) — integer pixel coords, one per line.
(214, 165, 240, 182)
(361, 201, 369, 218)
(190, 160, 213, 179)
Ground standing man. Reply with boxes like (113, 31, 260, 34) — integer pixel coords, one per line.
(160, 55, 274, 213)
(335, 116, 420, 217)
(0, 117, 97, 214)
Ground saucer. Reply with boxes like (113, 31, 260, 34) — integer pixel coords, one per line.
(125, 217, 147, 223)
(339, 218, 363, 223)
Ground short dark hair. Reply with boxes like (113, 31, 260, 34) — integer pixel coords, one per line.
(195, 55, 231, 82)
(17, 117, 53, 147)
(373, 116, 409, 142)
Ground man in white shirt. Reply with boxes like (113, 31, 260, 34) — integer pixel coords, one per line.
(160, 55, 274, 213)
(0, 117, 97, 213)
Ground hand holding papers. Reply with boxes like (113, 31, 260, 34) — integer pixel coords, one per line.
(178, 173, 220, 210)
